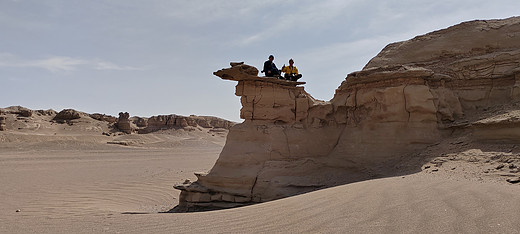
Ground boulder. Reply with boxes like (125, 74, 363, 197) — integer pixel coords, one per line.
(54, 109, 81, 121)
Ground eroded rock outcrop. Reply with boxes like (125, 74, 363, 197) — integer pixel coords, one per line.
(0, 116, 6, 131)
(90, 113, 117, 123)
(0, 106, 33, 118)
(116, 112, 133, 134)
(175, 17, 520, 211)
(54, 109, 82, 121)
(136, 114, 234, 133)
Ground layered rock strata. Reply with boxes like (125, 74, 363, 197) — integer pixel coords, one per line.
(117, 112, 133, 134)
(116, 112, 235, 134)
(136, 115, 234, 133)
(174, 17, 520, 211)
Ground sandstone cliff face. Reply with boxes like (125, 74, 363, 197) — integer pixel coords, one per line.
(175, 17, 520, 211)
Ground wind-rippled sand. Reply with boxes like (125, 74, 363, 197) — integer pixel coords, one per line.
(1, 132, 519, 233)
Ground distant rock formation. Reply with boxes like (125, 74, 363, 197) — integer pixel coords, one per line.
(0, 106, 56, 120)
(137, 114, 235, 133)
(175, 17, 520, 211)
(135, 117, 148, 128)
(113, 112, 234, 134)
(54, 109, 82, 121)
(116, 112, 133, 134)
(90, 113, 117, 123)
(0, 116, 6, 131)
(36, 109, 57, 116)
(0, 106, 33, 118)
(0, 106, 234, 136)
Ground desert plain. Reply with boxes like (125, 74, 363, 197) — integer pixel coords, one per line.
(0, 105, 519, 234)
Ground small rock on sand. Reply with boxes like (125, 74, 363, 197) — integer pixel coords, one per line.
(506, 177, 520, 184)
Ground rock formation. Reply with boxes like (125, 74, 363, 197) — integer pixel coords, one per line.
(116, 112, 133, 134)
(0, 116, 6, 131)
(89, 113, 117, 123)
(54, 109, 82, 121)
(136, 114, 234, 133)
(174, 17, 520, 211)
(0, 106, 33, 118)
(0, 106, 233, 136)
(113, 111, 234, 134)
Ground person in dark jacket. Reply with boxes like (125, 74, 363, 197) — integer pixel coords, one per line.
(262, 55, 281, 78)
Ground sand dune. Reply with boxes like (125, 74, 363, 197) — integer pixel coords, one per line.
(1, 116, 519, 233)
(2, 156, 519, 234)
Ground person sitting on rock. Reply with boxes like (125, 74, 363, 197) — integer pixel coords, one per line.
(281, 58, 302, 81)
(262, 55, 281, 78)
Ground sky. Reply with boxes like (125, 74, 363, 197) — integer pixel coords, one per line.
(1, 0, 519, 122)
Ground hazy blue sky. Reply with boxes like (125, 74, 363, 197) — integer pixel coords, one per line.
(1, 0, 519, 121)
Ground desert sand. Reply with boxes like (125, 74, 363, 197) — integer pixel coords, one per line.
(1, 107, 519, 233)
(1, 139, 519, 233)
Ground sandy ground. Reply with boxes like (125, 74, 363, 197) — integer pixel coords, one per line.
(1, 110, 520, 233)
(2, 137, 519, 234)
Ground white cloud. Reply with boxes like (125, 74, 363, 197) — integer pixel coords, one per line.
(32, 56, 88, 72)
(93, 61, 144, 71)
(0, 53, 144, 73)
(238, 0, 361, 45)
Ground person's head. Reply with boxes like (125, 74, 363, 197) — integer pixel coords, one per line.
(289, 59, 294, 65)
(269, 55, 274, 61)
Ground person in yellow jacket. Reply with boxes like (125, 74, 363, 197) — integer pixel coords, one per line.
(281, 59, 303, 81)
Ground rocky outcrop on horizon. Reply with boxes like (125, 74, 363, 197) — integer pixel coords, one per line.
(117, 112, 133, 134)
(137, 114, 234, 133)
(54, 109, 83, 122)
(0, 106, 37, 118)
(0, 106, 234, 134)
(174, 17, 520, 211)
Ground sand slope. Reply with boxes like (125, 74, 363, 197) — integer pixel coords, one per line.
(2, 168, 519, 233)
(1, 105, 519, 233)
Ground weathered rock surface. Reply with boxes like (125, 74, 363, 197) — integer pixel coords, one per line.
(136, 114, 235, 133)
(0, 106, 233, 136)
(116, 112, 133, 134)
(90, 113, 117, 123)
(0, 116, 6, 131)
(0, 106, 33, 117)
(174, 17, 520, 211)
(54, 109, 83, 121)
